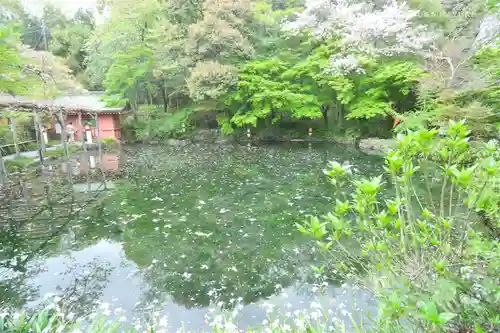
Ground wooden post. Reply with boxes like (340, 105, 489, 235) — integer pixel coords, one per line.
(95, 112, 102, 160)
(0, 149, 7, 184)
(58, 109, 73, 183)
(58, 112, 65, 146)
(58, 109, 69, 160)
(78, 112, 86, 151)
(33, 113, 45, 164)
(36, 113, 46, 152)
(10, 117, 20, 156)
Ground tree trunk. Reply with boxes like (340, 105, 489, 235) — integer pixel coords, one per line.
(10, 118, 20, 157)
(321, 105, 328, 130)
(0, 149, 7, 183)
(161, 84, 168, 113)
(33, 113, 45, 164)
(337, 102, 343, 129)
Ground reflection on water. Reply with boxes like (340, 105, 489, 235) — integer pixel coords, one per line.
(0, 143, 382, 331)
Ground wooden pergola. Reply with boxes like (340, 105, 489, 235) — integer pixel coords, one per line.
(0, 93, 126, 183)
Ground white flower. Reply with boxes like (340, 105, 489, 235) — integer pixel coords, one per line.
(225, 322, 237, 332)
(159, 316, 168, 327)
(295, 318, 305, 328)
(286, 0, 436, 57)
(118, 315, 127, 322)
(43, 293, 56, 301)
(310, 301, 322, 309)
(310, 311, 321, 320)
(211, 315, 223, 326)
(326, 54, 365, 75)
(99, 302, 110, 310)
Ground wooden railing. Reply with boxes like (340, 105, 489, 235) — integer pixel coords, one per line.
(0, 140, 36, 155)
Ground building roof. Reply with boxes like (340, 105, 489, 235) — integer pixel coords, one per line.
(0, 92, 126, 113)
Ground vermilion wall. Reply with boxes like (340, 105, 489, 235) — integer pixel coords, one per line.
(64, 114, 121, 141)
(98, 114, 117, 139)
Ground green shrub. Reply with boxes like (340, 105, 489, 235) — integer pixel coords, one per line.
(44, 145, 80, 158)
(44, 148, 65, 158)
(4, 155, 35, 172)
(299, 120, 500, 332)
(47, 140, 60, 147)
(101, 137, 119, 151)
(123, 106, 194, 141)
(25, 142, 39, 151)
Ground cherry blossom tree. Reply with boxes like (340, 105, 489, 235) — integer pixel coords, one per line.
(286, 0, 437, 58)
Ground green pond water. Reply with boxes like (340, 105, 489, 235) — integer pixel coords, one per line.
(0, 142, 383, 331)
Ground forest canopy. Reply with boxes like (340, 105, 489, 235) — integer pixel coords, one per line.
(0, 0, 498, 139)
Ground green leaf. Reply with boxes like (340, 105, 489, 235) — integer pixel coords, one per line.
(438, 312, 456, 325)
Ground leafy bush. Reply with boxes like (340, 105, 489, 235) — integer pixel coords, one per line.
(25, 142, 39, 151)
(125, 107, 193, 141)
(4, 156, 34, 172)
(47, 140, 60, 147)
(299, 120, 500, 332)
(44, 145, 80, 158)
(100, 137, 119, 151)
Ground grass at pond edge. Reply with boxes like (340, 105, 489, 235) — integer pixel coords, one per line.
(3, 145, 83, 172)
(0, 306, 371, 333)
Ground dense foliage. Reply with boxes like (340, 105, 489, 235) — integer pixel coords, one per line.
(1, 0, 498, 140)
(86, 0, 500, 139)
(299, 121, 500, 332)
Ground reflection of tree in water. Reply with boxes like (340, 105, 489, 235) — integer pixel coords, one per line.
(0, 166, 112, 311)
(53, 258, 113, 319)
(0, 265, 41, 310)
(105, 144, 380, 311)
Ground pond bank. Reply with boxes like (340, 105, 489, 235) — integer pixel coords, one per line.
(2, 143, 86, 174)
(124, 129, 396, 156)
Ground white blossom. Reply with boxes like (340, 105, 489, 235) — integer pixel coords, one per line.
(326, 54, 365, 75)
(286, 0, 437, 57)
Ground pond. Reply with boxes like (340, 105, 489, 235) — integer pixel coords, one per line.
(0, 142, 383, 331)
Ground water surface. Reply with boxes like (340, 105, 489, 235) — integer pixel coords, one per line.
(0, 143, 382, 330)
